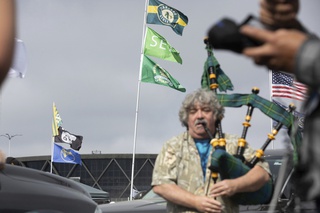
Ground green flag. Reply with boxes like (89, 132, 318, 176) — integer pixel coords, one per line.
(147, 0, 188, 36)
(144, 27, 182, 64)
(141, 55, 186, 92)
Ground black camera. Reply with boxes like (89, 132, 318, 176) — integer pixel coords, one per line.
(207, 15, 266, 53)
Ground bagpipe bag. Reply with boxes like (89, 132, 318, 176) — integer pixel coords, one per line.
(210, 149, 273, 205)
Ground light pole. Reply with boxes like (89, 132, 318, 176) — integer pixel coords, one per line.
(0, 133, 22, 156)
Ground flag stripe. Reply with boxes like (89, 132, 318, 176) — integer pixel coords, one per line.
(177, 17, 187, 27)
(272, 86, 307, 100)
(147, 5, 157, 13)
(271, 71, 308, 101)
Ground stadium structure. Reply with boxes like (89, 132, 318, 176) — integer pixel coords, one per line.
(17, 153, 157, 202)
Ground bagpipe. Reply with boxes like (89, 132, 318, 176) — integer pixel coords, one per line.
(201, 38, 301, 205)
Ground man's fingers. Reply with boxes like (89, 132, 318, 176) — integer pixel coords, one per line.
(240, 25, 273, 43)
(242, 43, 272, 57)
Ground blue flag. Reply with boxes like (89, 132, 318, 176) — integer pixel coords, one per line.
(147, 0, 188, 36)
(53, 143, 81, 165)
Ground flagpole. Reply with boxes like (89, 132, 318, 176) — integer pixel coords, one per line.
(130, 0, 149, 201)
(51, 102, 57, 174)
(50, 136, 54, 173)
(268, 70, 274, 149)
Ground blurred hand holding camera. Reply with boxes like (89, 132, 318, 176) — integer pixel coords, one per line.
(240, 26, 307, 73)
(206, 0, 307, 72)
(207, 15, 265, 53)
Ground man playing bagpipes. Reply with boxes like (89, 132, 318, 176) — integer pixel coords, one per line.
(152, 88, 271, 213)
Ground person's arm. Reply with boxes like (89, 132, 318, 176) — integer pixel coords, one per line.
(0, 150, 5, 170)
(209, 165, 270, 197)
(152, 137, 223, 213)
(0, 0, 16, 86)
(153, 184, 222, 213)
(295, 36, 320, 88)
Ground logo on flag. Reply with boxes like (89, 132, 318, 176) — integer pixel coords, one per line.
(144, 27, 182, 64)
(54, 127, 83, 151)
(157, 4, 180, 26)
(147, 0, 188, 36)
(141, 55, 185, 92)
(53, 143, 81, 165)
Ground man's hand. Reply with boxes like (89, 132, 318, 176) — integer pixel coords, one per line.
(153, 184, 223, 213)
(209, 165, 270, 201)
(209, 179, 238, 198)
(259, 0, 300, 29)
(241, 25, 307, 72)
(194, 196, 223, 213)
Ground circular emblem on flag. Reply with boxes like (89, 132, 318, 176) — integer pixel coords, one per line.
(152, 64, 173, 87)
(61, 131, 76, 144)
(157, 4, 179, 26)
(60, 148, 76, 163)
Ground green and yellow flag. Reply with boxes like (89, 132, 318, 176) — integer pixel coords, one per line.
(52, 103, 63, 137)
(147, 0, 188, 36)
(144, 27, 182, 64)
(141, 55, 186, 92)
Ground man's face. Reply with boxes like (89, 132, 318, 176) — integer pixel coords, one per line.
(187, 102, 216, 139)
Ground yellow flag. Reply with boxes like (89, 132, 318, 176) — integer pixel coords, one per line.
(52, 103, 63, 136)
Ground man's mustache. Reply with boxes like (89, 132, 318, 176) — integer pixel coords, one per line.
(195, 119, 207, 126)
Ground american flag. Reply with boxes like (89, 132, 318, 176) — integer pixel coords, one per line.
(271, 71, 308, 101)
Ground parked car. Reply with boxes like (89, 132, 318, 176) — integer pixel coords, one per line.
(0, 164, 102, 213)
(100, 149, 317, 213)
(239, 149, 317, 213)
(101, 188, 166, 213)
(74, 181, 111, 204)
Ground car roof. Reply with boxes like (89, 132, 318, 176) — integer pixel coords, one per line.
(73, 181, 110, 200)
(0, 164, 98, 212)
(264, 149, 286, 158)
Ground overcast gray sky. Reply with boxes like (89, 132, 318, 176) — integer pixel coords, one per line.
(0, 0, 319, 158)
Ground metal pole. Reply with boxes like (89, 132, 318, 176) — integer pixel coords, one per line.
(0, 133, 22, 156)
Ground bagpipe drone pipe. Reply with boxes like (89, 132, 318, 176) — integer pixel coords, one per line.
(201, 38, 301, 205)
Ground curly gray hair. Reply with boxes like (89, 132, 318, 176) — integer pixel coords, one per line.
(178, 88, 224, 128)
